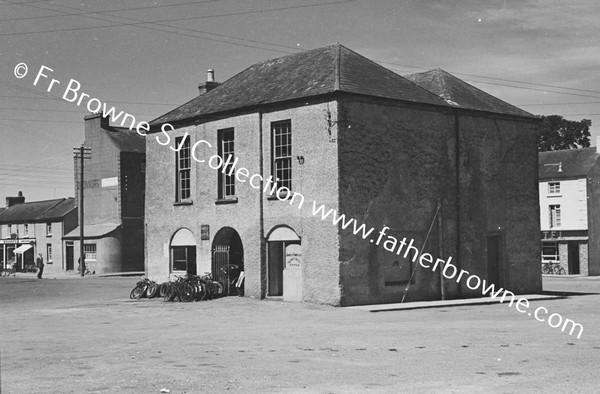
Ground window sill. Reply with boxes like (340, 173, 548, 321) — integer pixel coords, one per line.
(215, 197, 238, 205)
(547, 194, 562, 198)
(267, 192, 292, 201)
(173, 200, 193, 206)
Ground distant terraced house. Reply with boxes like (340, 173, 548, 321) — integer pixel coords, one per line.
(0, 192, 77, 274)
(539, 143, 600, 276)
(144, 44, 541, 305)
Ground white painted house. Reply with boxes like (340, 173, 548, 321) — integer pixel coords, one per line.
(539, 142, 600, 275)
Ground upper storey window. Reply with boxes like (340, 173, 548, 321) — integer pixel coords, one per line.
(272, 120, 292, 192)
(176, 136, 191, 202)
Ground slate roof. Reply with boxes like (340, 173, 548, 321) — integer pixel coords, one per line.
(106, 127, 145, 153)
(405, 69, 535, 118)
(0, 197, 76, 224)
(539, 147, 600, 180)
(150, 44, 448, 127)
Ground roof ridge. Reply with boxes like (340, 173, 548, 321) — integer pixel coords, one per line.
(336, 45, 448, 105)
(433, 69, 533, 116)
(334, 43, 341, 91)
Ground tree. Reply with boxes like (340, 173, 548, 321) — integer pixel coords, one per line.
(538, 115, 592, 152)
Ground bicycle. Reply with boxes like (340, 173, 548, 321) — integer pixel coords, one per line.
(201, 272, 223, 299)
(542, 261, 566, 275)
(219, 264, 241, 296)
(163, 275, 195, 302)
(2, 263, 16, 277)
(130, 277, 159, 299)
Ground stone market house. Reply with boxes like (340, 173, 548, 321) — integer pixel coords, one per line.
(63, 114, 145, 274)
(0, 192, 77, 274)
(146, 44, 541, 305)
(538, 142, 600, 275)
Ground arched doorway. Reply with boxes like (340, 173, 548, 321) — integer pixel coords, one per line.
(170, 228, 197, 276)
(212, 227, 244, 295)
(266, 226, 301, 299)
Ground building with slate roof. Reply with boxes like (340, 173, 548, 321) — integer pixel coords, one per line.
(0, 192, 77, 274)
(145, 44, 541, 305)
(63, 114, 145, 274)
(539, 143, 600, 276)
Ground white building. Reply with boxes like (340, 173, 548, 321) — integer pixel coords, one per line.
(539, 143, 600, 275)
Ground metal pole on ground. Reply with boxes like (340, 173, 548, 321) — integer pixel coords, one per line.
(74, 144, 91, 277)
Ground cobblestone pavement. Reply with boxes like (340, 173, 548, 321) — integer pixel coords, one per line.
(1, 275, 599, 393)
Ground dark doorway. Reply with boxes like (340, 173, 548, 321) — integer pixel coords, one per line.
(267, 242, 284, 296)
(568, 242, 580, 274)
(212, 227, 244, 296)
(487, 235, 503, 288)
(66, 242, 74, 270)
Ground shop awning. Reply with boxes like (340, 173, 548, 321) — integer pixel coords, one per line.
(14, 244, 33, 254)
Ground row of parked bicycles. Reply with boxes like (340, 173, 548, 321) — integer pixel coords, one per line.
(542, 261, 566, 275)
(129, 265, 243, 302)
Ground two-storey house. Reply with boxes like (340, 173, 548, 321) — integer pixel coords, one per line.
(146, 44, 541, 305)
(539, 143, 600, 275)
(0, 192, 77, 274)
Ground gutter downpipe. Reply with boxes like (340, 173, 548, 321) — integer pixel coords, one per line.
(454, 108, 462, 297)
(258, 109, 266, 299)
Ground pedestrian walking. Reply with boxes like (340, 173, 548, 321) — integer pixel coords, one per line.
(78, 257, 86, 276)
(36, 253, 44, 279)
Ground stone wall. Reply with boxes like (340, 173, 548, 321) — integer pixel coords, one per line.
(337, 97, 541, 305)
(145, 100, 342, 304)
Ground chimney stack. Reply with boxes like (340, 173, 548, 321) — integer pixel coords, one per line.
(198, 69, 220, 95)
(6, 191, 25, 208)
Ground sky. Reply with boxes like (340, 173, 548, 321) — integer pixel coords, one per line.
(1, 0, 599, 202)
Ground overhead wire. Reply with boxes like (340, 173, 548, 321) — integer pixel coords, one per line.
(2, 0, 599, 108)
(0, 0, 221, 21)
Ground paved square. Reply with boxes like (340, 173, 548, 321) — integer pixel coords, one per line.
(1, 275, 598, 393)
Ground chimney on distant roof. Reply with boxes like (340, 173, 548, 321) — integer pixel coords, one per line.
(6, 191, 25, 208)
(198, 69, 220, 95)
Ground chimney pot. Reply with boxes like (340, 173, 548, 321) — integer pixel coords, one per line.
(198, 69, 220, 95)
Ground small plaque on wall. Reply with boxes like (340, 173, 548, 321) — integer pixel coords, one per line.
(201, 225, 210, 240)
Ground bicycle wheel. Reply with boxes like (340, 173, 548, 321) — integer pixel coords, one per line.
(159, 283, 168, 297)
(146, 282, 159, 298)
(130, 285, 146, 300)
(212, 281, 224, 297)
(180, 283, 195, 302)
(542, 264, 552, 275)
(556, 266, 566, 275)
(163, 284, 176, 302)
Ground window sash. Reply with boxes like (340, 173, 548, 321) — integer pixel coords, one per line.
(548, 182, 560, 194)
(218, 129, 235, 198)
(176, 136, 191, 201)
(46, 223, 52, 236)
(171, 246, 194, 272)
(83, 244, 97, 260)
(272, 121, 292, 191)
(550, 205, 561, 228)
(47, 244, 52, 262)
(542, 243, 559, 261)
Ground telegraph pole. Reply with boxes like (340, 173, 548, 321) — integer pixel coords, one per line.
(73, 144, 91, 277)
